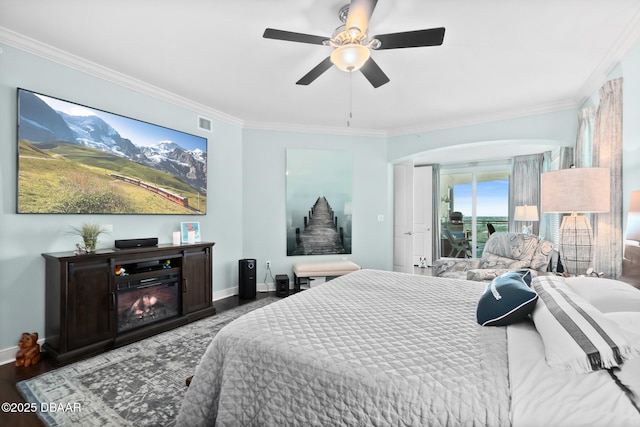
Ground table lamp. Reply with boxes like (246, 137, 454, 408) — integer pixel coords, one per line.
(541, 167, 610, 275)
(514, 205, 539, 234)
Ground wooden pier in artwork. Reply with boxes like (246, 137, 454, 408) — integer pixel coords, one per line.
(291, 197, 347, 255)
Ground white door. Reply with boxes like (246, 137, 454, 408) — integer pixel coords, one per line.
(393, 161, 414, 273)
(413, 166, 433, 266)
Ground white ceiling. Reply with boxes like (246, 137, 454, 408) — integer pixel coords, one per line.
(2, 0, 640, 136)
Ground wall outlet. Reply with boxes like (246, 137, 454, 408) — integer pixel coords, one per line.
(103, 224, 113, 232)
(266, 260, 271, 269)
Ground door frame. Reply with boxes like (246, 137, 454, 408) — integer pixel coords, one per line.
(413, 165, 433, 266)
(393, 161, 414, 273)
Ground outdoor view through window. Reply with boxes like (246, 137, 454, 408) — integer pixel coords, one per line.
(440, 170, 510, 257)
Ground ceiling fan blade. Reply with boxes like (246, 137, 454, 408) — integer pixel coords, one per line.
(346, 0, 378, 34)
(373, 27, 445, 50)
(360, 58, 389, 88)
(296, 57, 334, 85)
(263, 28, 329, 45)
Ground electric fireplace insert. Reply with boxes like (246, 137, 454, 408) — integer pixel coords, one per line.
(116, 271, 180, 333)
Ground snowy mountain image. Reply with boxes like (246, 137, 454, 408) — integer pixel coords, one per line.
(17, 89, 207, 214)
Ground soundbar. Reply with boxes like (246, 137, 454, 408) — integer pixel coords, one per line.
(115, 237, 158, 249)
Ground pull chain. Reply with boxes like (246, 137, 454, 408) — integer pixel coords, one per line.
(347, 71, 353, 127)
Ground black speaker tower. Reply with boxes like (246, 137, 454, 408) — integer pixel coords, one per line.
(238, 259, 256, 299)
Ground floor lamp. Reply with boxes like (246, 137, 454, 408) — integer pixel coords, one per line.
(541, 167, 610, 276)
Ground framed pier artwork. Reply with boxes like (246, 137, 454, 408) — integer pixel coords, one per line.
(285, 149, 353, 256)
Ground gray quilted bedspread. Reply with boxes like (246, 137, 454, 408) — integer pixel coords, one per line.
(177, 269, 510, 426)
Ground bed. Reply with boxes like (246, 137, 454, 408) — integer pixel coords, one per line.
(177, 269, 640, 426)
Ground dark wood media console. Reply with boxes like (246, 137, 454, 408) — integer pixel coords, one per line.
(42, 242, 215, 365)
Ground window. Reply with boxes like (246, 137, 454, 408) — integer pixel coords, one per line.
(440, 163, 510, 257)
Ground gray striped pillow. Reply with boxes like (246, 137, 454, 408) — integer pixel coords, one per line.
(531, 276, 640, 374)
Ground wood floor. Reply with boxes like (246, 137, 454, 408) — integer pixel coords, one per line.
(0, 291, 275, 427)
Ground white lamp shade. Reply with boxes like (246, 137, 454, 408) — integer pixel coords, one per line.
(541, 167, 610, 213)
(514, 205, 539, 222)
(330, 44, 370, 72)
(627, 190, 640, 241)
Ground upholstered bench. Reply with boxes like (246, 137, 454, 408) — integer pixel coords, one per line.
(293, 260, 361, 291)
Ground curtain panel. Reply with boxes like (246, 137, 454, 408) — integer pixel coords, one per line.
(510, 153, 545, 235)
(538, 150, 557, 243)
(575, 107, 596, 168)
(591, 78, 623, 278)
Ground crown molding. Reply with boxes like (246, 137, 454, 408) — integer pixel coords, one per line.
(0, 26, 244, 129)
(387, 99, 580, 137)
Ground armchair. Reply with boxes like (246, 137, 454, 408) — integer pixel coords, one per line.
(434, 232, 554, 281)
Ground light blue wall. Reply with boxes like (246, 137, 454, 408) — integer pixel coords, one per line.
(0, 44, 247, 353)
(242, 129, 392, 282)
(620, 40, 640, 233)
(387, 109, 579, 163)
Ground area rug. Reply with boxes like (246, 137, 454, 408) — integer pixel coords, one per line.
(18, 297, 279, 427)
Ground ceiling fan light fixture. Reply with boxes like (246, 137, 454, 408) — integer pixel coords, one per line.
(330, 43, 370, 72)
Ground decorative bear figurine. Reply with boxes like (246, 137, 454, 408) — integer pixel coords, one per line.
(15, 332, 41, 367)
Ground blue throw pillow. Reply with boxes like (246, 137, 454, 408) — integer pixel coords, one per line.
(476, 270, 537, 326)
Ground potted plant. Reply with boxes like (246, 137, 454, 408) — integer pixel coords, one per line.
(68, 222, 109, 253)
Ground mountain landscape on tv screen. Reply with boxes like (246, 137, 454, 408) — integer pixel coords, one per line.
(17, 90, 207, 214)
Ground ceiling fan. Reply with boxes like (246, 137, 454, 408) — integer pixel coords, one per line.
(263, 0, 445, 88)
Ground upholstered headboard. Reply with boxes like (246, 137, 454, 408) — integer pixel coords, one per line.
(621, 244, 640, 289)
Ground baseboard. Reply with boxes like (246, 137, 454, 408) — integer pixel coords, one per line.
(258, 281, 293, 293)
(257, 281, 274, 293)
(213, 281, 292, 298)
(0, 346, 17, 366)
(213, 286, 238, 301)
(212, 282, 280, 299)
(0, 337, 46, 366)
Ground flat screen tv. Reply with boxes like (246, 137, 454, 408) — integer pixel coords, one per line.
(17, 88, 207, 214)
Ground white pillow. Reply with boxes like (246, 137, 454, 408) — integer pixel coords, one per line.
(531, 276, 640, 374)
(564, 277, 640, 313)
(604, 312, 640, 333)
